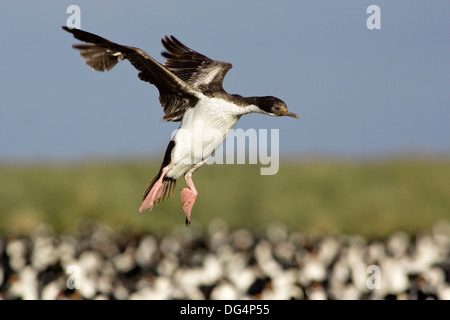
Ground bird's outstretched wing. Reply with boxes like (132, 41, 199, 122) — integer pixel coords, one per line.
(161, 36, 232, 94)
(62, 26, 200, 122)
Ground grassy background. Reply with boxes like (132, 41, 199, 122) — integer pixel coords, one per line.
(1, 156, 449, 239)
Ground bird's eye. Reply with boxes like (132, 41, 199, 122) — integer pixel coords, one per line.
(274, 106, 280, 112)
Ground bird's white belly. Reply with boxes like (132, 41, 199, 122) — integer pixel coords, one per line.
(168, 97, 244, 179)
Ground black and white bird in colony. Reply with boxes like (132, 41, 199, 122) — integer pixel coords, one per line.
(62, 26, 298, 226)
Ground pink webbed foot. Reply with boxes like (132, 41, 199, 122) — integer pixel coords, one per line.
(139, 167, 168, 214)
(181, 188, 197, 227)
(139, 181, 164, 214)
(181, 173, 198, 227)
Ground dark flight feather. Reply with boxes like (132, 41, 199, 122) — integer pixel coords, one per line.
(62, 26, 199, 122)
(161, 35, 232, 94)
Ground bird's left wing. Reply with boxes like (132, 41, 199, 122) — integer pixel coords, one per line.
(161, 36, 233, 94)
(62, 26, 200, 122)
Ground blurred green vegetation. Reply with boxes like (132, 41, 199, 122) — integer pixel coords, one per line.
(0, 157, 449, 239)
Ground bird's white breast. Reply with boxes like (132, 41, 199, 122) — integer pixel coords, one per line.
(168, 96, 255, 179)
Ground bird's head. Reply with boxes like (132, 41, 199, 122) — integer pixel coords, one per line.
(256, 96, 299, 119)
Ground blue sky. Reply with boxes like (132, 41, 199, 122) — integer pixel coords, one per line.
(0, 1, 449, 161)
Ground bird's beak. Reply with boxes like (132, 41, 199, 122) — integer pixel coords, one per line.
(284, 111, 299, 119)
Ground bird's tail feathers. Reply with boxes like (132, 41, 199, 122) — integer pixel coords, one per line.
(142, 174, 177, 205)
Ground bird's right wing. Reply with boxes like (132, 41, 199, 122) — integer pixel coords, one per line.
(62, 26, 200, 122)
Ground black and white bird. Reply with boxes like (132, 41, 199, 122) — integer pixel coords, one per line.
(63, 26, 298, 226)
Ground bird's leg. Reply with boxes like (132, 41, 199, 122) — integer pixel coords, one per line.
(180, 172, 198, 227)
(139, 166, 169, 214)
